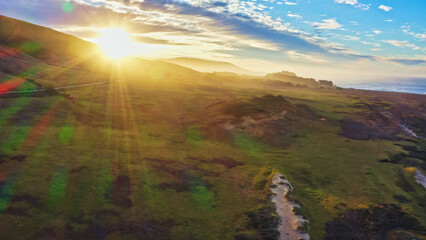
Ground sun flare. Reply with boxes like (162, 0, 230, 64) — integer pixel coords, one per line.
(97, 28, 135, 59)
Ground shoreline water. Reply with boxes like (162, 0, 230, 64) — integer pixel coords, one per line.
(339, 82, 426, 95)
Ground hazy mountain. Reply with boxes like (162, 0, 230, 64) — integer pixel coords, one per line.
(163, 57, 254, 75)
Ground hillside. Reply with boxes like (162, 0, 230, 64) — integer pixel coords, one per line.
(0, 16, 425, 240)
(0, 15, 100, 66)
(163, 57, 254, 75)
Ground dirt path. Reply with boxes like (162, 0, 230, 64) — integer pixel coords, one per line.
(414, 170, 426, 189)
(270, 174, 310, 240)
(1, 81, 107, 95)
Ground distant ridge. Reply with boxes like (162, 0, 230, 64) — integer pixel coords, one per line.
(163, 57, 254, 75)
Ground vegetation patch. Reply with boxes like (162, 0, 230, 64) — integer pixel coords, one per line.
(380, 142, 426, 170)
(235, 168, 281, 240)
(112, 175, 132, 208)
(325, 204, 425, 240)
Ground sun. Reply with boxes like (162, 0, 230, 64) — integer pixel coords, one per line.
(97, 28, 135, 60)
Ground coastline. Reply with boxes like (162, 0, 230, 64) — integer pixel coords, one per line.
(339, 82, 426, 95)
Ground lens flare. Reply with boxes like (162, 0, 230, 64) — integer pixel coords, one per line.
(97, 28, 135, 60)
(0, 78, 25, 95)
(62, 2, 74, 13)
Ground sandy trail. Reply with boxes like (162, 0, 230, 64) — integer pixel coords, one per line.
(414, 170, 426, 189)
(1, 81, 107, 95)
(381, 111, 421, 138)
(270, 174, 310, 240)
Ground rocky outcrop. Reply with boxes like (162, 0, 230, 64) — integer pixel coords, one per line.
(318, 80, 333, 87)
(265, 72, 318, 87)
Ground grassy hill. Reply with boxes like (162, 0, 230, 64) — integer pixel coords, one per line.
(0, 16, 425, 240)
(0, 15, 100, 66)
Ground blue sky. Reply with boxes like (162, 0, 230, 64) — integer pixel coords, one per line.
(0, 0, 425, 83)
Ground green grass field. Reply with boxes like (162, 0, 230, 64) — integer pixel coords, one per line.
(1, 75, 425, 239)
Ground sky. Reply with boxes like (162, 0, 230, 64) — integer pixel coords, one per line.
(0, 0, 425, 83)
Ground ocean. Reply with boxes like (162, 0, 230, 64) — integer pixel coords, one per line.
(340, 80, 426, 95)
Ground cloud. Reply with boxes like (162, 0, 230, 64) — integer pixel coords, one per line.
(361, 41, 381, 47)
(311, 19, 342, 30)
(287, 13, 302, 19)
(409, 32, 426, 40)
(212, 2, 227, 7)
(343, 53, 426, 66)
(387, 58, 426, 65)
(383, 40, 420, 50)
(335, 0, 370, 10)
(401, 26, 426, 40)
(286, 50, 329, 63)
(378, 5, 392, 12)
(131, 35, 190, 45)
(372, 30, 382, 34)
(358, 4, 370, 10)
(284, 2, 297, 5)
(335, 0, 357, 5)
(331, 33, 360, 41)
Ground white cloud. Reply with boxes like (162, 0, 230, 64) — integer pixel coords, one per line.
(335, 0, 357, 5)
(284, 2, 297, 5)
(361, 41, 381, 47)
(373, 30, 382, 34)
(378, 5, 392, 12)
(358, 4, 371, 10)
(333, 34, 360, 41)
(287, 13, 302, 19)
(286, 51, 328, 63)
(401, 26, 426, 40)
(410, 32, 426, 40)
(384, 19, 393, 22)
(311, 18, 342, 30)
(335, 0, 370, 10)
(58, 0, 289, 54)
(383, 40, 420, 50)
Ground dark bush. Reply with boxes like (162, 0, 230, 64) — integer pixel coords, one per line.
(325, 204, 425, 240)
